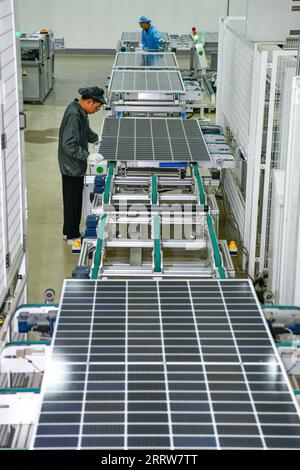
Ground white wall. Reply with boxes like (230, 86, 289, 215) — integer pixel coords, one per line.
(246, 0, 300, 42)
(15, 0, 247, 49)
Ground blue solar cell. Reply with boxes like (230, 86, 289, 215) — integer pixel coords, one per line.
(81, 436, 124, 448)
(36, 425, 80, 435)
(34, 436, 78, 448)
(219, 437, 263, 449)
(173, 436, 216, 448)
(128, 436, 170, 448)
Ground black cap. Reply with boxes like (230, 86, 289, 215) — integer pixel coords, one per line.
(78, 86, 106, 104)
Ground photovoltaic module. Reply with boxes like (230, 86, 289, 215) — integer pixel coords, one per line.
(30, 279, 300, 450)
(98, 118, 212, 164)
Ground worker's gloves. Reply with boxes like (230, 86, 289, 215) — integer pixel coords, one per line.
(93, 139, 101, 151)
(88, 153, 104, 163)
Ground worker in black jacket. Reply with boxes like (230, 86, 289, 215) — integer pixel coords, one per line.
(58, 87, 106, 245)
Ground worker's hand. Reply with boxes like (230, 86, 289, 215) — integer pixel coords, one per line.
(93, 139, 101, 151)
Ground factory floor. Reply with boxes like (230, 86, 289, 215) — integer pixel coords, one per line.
(24, 54, 114, 302)
(24, 53, 243, 304)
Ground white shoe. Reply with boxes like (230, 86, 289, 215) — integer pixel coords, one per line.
(63, 235, 67, 240)
(67, 238, 80, 246)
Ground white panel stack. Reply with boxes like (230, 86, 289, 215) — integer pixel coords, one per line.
(0, 107, 6, 297)
(217, 20, 255, 157)
(269, 77, 300, 305)
(0, 0, 25, 305)
(217, 18, 267, 278)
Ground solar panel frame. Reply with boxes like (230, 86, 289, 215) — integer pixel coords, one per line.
(108, 69, 186, 94)
(98, 117, 212, 164)
(113, 52, 179, 69)
(30, 280, 300, 450)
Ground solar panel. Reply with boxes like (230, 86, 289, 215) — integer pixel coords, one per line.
(121, 32, 170, 44)
(169, 32, 218, 50)
(109, 70, 185, 93)
(30, 279, 300, 450)
(113, 52, 179, 69)
(169, 34, 194, 50)
(203, 32, 219, 44)
(98, 118, 212, 164)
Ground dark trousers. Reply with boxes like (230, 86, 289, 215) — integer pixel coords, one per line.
(62, 174, 84, 239)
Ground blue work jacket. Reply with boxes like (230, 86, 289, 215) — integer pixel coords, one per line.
(141, 24, 161, 51)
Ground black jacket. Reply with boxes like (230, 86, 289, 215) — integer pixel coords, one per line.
(58, 99, 98, 177)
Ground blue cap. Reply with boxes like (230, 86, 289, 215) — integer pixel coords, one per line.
(138, 16, 151, 24)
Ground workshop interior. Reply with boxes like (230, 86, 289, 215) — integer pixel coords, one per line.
(1, 0, 300, 451)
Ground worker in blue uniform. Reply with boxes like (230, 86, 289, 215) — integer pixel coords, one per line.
(139, 16, 162, 52)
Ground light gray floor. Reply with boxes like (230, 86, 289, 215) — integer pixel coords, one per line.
(25, 54, 114, 303)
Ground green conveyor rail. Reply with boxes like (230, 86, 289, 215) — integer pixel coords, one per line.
(203, 76, 215, 96)
(276, 342, 300, 348)
(103, 162, 115, 205)
(153, 214, 161, 273)
(91, 213, 108, 280)
(92, 162, 115, 278)
(151, 175, 158, 206)
(207, 214, 227, 280)
(193, 164, 226, 279)
(193, 163, 206, 206)
(0, 388, 40, 394)
(5, 341, 51, 348)
(262, 305, 300, 311)
(294, 390, 300, 395)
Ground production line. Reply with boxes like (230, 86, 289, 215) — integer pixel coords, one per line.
(107, 69, 187, 115)
(1, 25, 300, 451)
(117, 29, 218, 73)
(77, 116, 234, 280)
(108, 27, 215, 116)
(77, 162, 234, 280)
